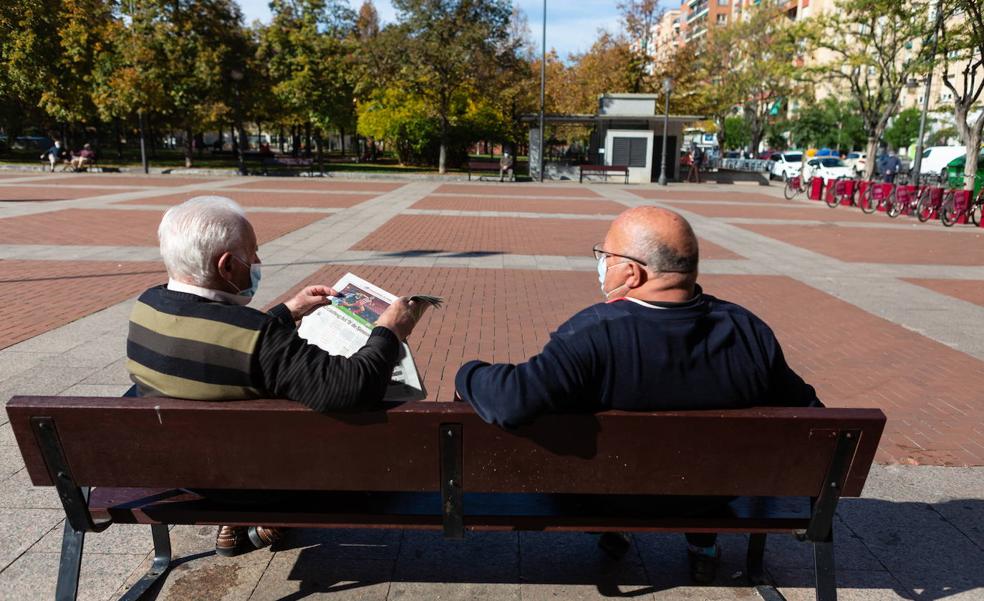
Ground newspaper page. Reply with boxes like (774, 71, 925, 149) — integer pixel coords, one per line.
(297, 273, 428, 401)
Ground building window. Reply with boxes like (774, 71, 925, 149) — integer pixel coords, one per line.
(717, 14, 727, 23)
(718, 0, 729, 5)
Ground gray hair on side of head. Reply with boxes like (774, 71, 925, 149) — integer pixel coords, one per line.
(158, 196, 248, 285)
(635, 229, 699, 275)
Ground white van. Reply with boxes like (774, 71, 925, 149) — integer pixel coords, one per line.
(916, 146, 965, 179)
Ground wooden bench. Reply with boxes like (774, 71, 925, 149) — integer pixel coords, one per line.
(467, 159, 511, 181)
(260, 156, 314, 176)
(580, 164, 629, 184)
(7, 396, 884, 601)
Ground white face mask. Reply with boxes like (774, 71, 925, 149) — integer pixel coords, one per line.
(226, 255, 261, 300)
(598, 255, 627, 299)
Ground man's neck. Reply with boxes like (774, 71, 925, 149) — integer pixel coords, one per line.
(625, 284, 696, 304)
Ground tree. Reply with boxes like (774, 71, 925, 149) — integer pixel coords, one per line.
(938, 0, 984, 190)
(788, 97, 866, 150)
(884, 107, 925, 152)
(723, 116, 750, 150)
(617, 0, 662, 93)
(382, 0, 514, 173)
(804, 0, 935, 179)
(260, 0, 357, 165)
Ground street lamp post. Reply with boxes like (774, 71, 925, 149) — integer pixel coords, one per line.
(230, 69, 247, 176)
(538, 0, 546, 182)
(138, 109, 148, 174)
(912, 0, 942, 183)
(658, 78, 672, 186)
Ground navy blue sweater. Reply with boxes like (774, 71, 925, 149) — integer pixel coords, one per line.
(455, 288, 820, 428)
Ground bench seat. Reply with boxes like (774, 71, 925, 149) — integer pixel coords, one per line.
(89, 487, 810, 533)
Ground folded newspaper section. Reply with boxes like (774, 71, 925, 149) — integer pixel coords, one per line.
(296, 273, 443, 402)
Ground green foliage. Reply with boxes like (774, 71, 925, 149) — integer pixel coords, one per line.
(787, 98, 866, 150)
(723, 116, 750, 150)
(884, 107, 925, 151)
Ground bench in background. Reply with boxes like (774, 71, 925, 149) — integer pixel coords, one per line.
(580, 164, 629, 184)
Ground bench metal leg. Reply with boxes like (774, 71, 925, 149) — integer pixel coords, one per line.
(813, 532, 837, 601)
(55, 518, 86, 601)
(118, 525, 172, 601)
(746, 532, 767, 584)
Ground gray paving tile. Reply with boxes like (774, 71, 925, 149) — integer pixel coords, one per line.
(521, 583, 656, 600)
(0, 469, 60, 509)
(759, 515, 883, 571)
(118, 524, 271, 601)
(836, 497, 984, 597)
(80, 357, 134, 386)
(59, 384, 132, 397)
(0, 551, 147, 601)
(0, 351, 60, 382)
(0, 422, 14, 446)
(0, 508, 64, 569)
(33, 522, 155, 556)
(249, 553, 392, 600)
(0, 446, 24, 480)
(387, 582, 520, 600)
(519, 532, 648, 585)
(770, 568, 912, 601)
(392, 530, 518, 583)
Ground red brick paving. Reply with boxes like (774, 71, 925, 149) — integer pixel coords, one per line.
(52, 175, 218, 187)
(352, 214, 742, 259)
(738, 223, 984, 265)
(0, 259, 165, 349)
(0, 186, 141, 202)
(435, 183, 601, 198)
(230, 179, 404, 193)
(702, 274, 984, 467)
(271, 265, 600, 403)
(665, 201, 881, 223)
(630, 189, 783, 202)
(411, 195, 624, 215)
(904, 278, 984, 307)
(0, 209, 326, 246)
(117, 189, 375, 209)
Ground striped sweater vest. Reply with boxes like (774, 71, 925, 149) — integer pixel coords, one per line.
(126, 285, 270, 400)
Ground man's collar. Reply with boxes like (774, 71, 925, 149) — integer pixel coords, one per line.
(621, 285, 703, 309)
(167, 278, 250, 306)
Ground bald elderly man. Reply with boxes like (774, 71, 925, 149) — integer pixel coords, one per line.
(127, 196, 426, 557)
(455, 206, 819, 583)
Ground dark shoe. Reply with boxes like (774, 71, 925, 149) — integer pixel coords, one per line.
(248, 526, 285, 550)
(687, 543, 720, 584)
(598, 532, 632, 560)
(215, 526, 249, 557)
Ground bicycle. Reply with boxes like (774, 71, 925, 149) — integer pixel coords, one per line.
(783, 174, 812, 200)
(824, 176, 870, 210)
(853, 179, 888, 214)
(940, 188, 982, 227)
(886, 183, 919, 218)
(914, 184, 945, 223)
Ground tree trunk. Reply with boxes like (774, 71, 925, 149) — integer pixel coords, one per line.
(438, 118, 448, 174)
(340, 127, 345, 157)
(279, 126, 285, 153)
(184, 127, 193, 168)
(304, 123, 312, 158)
(863, 136, 879, 180)
(315, 129, 324, 175)
(115, 118, 123, 159)
(953, 103, 984, 191)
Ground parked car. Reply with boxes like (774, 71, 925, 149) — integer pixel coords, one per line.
(804, 157, 854, 181)
(844, 152, 867, 175)
(917, 146, 966, 180)
(769, 151, 804, 180)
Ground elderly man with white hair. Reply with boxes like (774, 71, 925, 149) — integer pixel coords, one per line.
(126, 196, 425, 557)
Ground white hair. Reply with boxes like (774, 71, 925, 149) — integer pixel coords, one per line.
(158, 196, 250, 285)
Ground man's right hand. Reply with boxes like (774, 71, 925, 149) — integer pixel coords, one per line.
(376, 297, 427, 340)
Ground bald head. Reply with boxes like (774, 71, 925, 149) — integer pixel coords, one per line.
(604, 207, 699, 278)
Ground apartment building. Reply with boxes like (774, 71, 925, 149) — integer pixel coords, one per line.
(652, 9, 684, 66)
(683, 0, 732, 41)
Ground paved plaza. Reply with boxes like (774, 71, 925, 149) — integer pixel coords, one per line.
(0, 172, 982, 600)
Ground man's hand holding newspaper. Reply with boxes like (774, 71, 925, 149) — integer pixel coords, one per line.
(298, 273, 443, 401)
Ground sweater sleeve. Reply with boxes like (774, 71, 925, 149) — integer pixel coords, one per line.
(455, 333, 591, 428)
(765, 337, 823, 408)
(256, 319, 402, 413)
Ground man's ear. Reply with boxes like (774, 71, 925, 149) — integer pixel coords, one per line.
(216, 252, 234, 275)
(627, 262, 646, 288)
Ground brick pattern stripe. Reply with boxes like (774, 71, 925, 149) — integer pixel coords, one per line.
(904, 278, 984, 308)
(0, 209, 326, 246)
(435, 183, 602, 198)
(411, 195, 624, 215)
(0, 259, 166, 350)
(116, 190, 376, 208)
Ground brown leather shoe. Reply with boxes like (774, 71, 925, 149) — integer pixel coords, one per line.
(215, 526, 249, 557)
(248, 526, 285, 550)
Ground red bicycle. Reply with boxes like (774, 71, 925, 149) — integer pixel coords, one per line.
(853, 179, 888, 214)
(940, 188, 982, 227)
(783, 174, 812, 200)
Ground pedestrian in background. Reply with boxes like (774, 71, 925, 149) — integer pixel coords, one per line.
(41, 140, 63, 172)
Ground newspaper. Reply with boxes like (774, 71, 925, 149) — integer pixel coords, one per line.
(296, 273, 443, 402)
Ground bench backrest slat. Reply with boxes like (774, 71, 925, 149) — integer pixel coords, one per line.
(7, 397, 884, 498)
